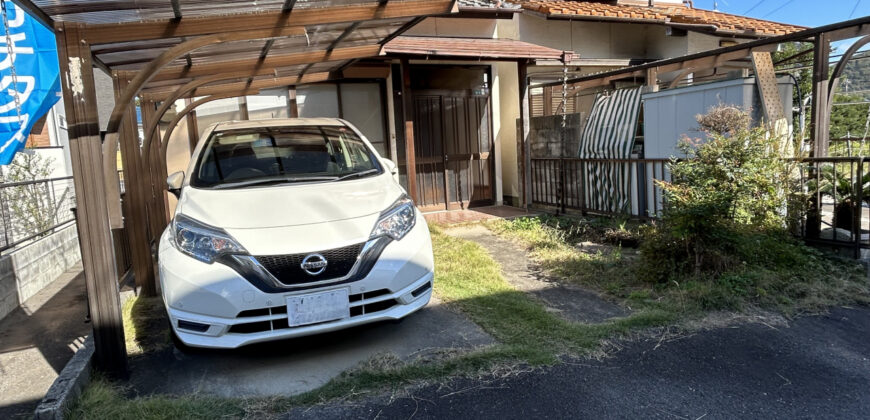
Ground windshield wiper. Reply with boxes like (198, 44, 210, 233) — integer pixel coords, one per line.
(213, 176, 338, 189)
(334, 169, 380, 182)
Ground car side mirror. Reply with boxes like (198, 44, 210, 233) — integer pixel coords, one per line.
(167, 171, 184, 198)
(383, 159, 398, 176)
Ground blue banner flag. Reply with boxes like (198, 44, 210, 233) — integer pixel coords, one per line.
(0, 1, 60, 165)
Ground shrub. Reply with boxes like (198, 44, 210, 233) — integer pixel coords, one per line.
(642, 106, 791, 279)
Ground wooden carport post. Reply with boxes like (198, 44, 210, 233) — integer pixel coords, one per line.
(112, 73, 156, 296)
(517, 60, 531, 209)
(811, 33, 831, 157)
(56, 23, 127, 375)
(400, 59, 418, 203)
(184, 98, 200, 153)
(141, 101, 171, 239)
(806, 33, 832, 239)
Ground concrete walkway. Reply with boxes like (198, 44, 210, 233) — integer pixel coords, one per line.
(285, 306, 870, 419)
(128, 297, 494, 398)
(446, 224, 628, 323)
(0, 264, 90, 419)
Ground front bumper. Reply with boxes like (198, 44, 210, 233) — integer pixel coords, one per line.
(158, 220, 434, 349)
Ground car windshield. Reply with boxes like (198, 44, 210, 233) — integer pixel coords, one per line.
(191, 125, 382, 188)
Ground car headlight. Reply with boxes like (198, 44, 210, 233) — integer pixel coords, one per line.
(371, 196, 416, 241)
(170, 214, 247, 263)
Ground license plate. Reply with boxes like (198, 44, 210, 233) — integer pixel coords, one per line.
(286, 289, 350, 327)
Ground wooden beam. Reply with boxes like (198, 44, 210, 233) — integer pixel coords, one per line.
(288, 87, 299, 117)
(646, 67, 658, 88)
(140, 102, 171, 239)
(811, 33, 831, 157)
(518, 60, 531, 209)
(9, 0, 53, 30)
(140, 72, 332, 101)
(825, 20, 870, 42)
(238, 96, 250, 120)
(55, 23, 127, 375)
(400, 59, 418, 203)
(112, 74, 157, 297)
(81, 0, 456, 44)
(148, 44, 380, 82)
(92, 40, 179, 55)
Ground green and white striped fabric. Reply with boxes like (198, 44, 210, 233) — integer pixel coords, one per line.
(578, 87, 643, 213)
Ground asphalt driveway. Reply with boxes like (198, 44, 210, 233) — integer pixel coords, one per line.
(285, 306, 870, 419)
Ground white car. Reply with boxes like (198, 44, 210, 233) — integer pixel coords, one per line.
(158, 118, 434, 349)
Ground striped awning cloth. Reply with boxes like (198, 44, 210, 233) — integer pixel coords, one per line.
(578, 87, 643, 213)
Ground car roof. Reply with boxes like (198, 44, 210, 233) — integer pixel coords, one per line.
(211, 118, 346, 132)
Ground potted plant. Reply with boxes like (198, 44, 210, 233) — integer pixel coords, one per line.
(810, 165, 870, 233)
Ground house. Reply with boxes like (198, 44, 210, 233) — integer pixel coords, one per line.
(151, 0, 805, 210)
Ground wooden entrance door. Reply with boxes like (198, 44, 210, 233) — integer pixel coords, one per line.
(412, 90, 494, 211)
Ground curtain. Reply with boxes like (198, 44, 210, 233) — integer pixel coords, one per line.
(578, 87, 643, 213)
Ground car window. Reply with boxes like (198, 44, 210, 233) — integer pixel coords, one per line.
(191, 125, 382, 188)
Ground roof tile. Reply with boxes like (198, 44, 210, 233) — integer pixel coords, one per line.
(519, 0, 805, 36)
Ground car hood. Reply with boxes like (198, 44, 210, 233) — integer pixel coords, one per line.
(176, 174, 403, 230)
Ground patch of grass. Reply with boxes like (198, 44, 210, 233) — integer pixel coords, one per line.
(487, 216, 635, 290)
(429, 225, 674, 359)
(488, 215, 870, 317)
(122, 295, 170, 355)
(67, 374, 245, 420)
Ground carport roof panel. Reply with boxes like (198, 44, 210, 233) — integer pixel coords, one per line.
(26, 0, 459, 86)
(36, 0, 397, 25)
(383, 36, 570, 61)
(97, 19, 407, 71)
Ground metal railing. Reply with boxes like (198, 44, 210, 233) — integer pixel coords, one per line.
(530, 157, 672, 219)
(798, 157, 870, 257)
(0, 176, 76, 252)
(530, 156, 870, 256)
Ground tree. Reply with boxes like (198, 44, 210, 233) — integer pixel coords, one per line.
(0, 151, 70, 243)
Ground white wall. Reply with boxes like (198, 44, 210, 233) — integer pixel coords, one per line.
(643, 77, 794, 159)
(403, 17, 497, 38)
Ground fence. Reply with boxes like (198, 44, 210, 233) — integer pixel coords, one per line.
(530, 156, 870, 257)
(0, 176, 76, 253)
(530, 157, 672, 219)
(798, 157, 870, 257)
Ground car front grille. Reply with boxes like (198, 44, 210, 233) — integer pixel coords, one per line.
(228, 289, 397, 335)
(254, 242, 365, 286)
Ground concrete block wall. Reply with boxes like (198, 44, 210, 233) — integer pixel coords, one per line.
(0, 224, 81, 320)
(529, 113, 585, 158)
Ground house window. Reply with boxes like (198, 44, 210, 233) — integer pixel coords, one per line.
(297, 82, 389, 158)
(246, 88, 289, 119)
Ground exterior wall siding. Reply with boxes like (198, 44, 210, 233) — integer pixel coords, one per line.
(643, 77, 794, 159)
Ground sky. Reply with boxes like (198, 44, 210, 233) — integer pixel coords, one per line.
(691, 0, 870, 52)
(692, 0, 870, 28)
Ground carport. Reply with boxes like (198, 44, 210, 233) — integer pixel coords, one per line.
(12, 0, 461, 375)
